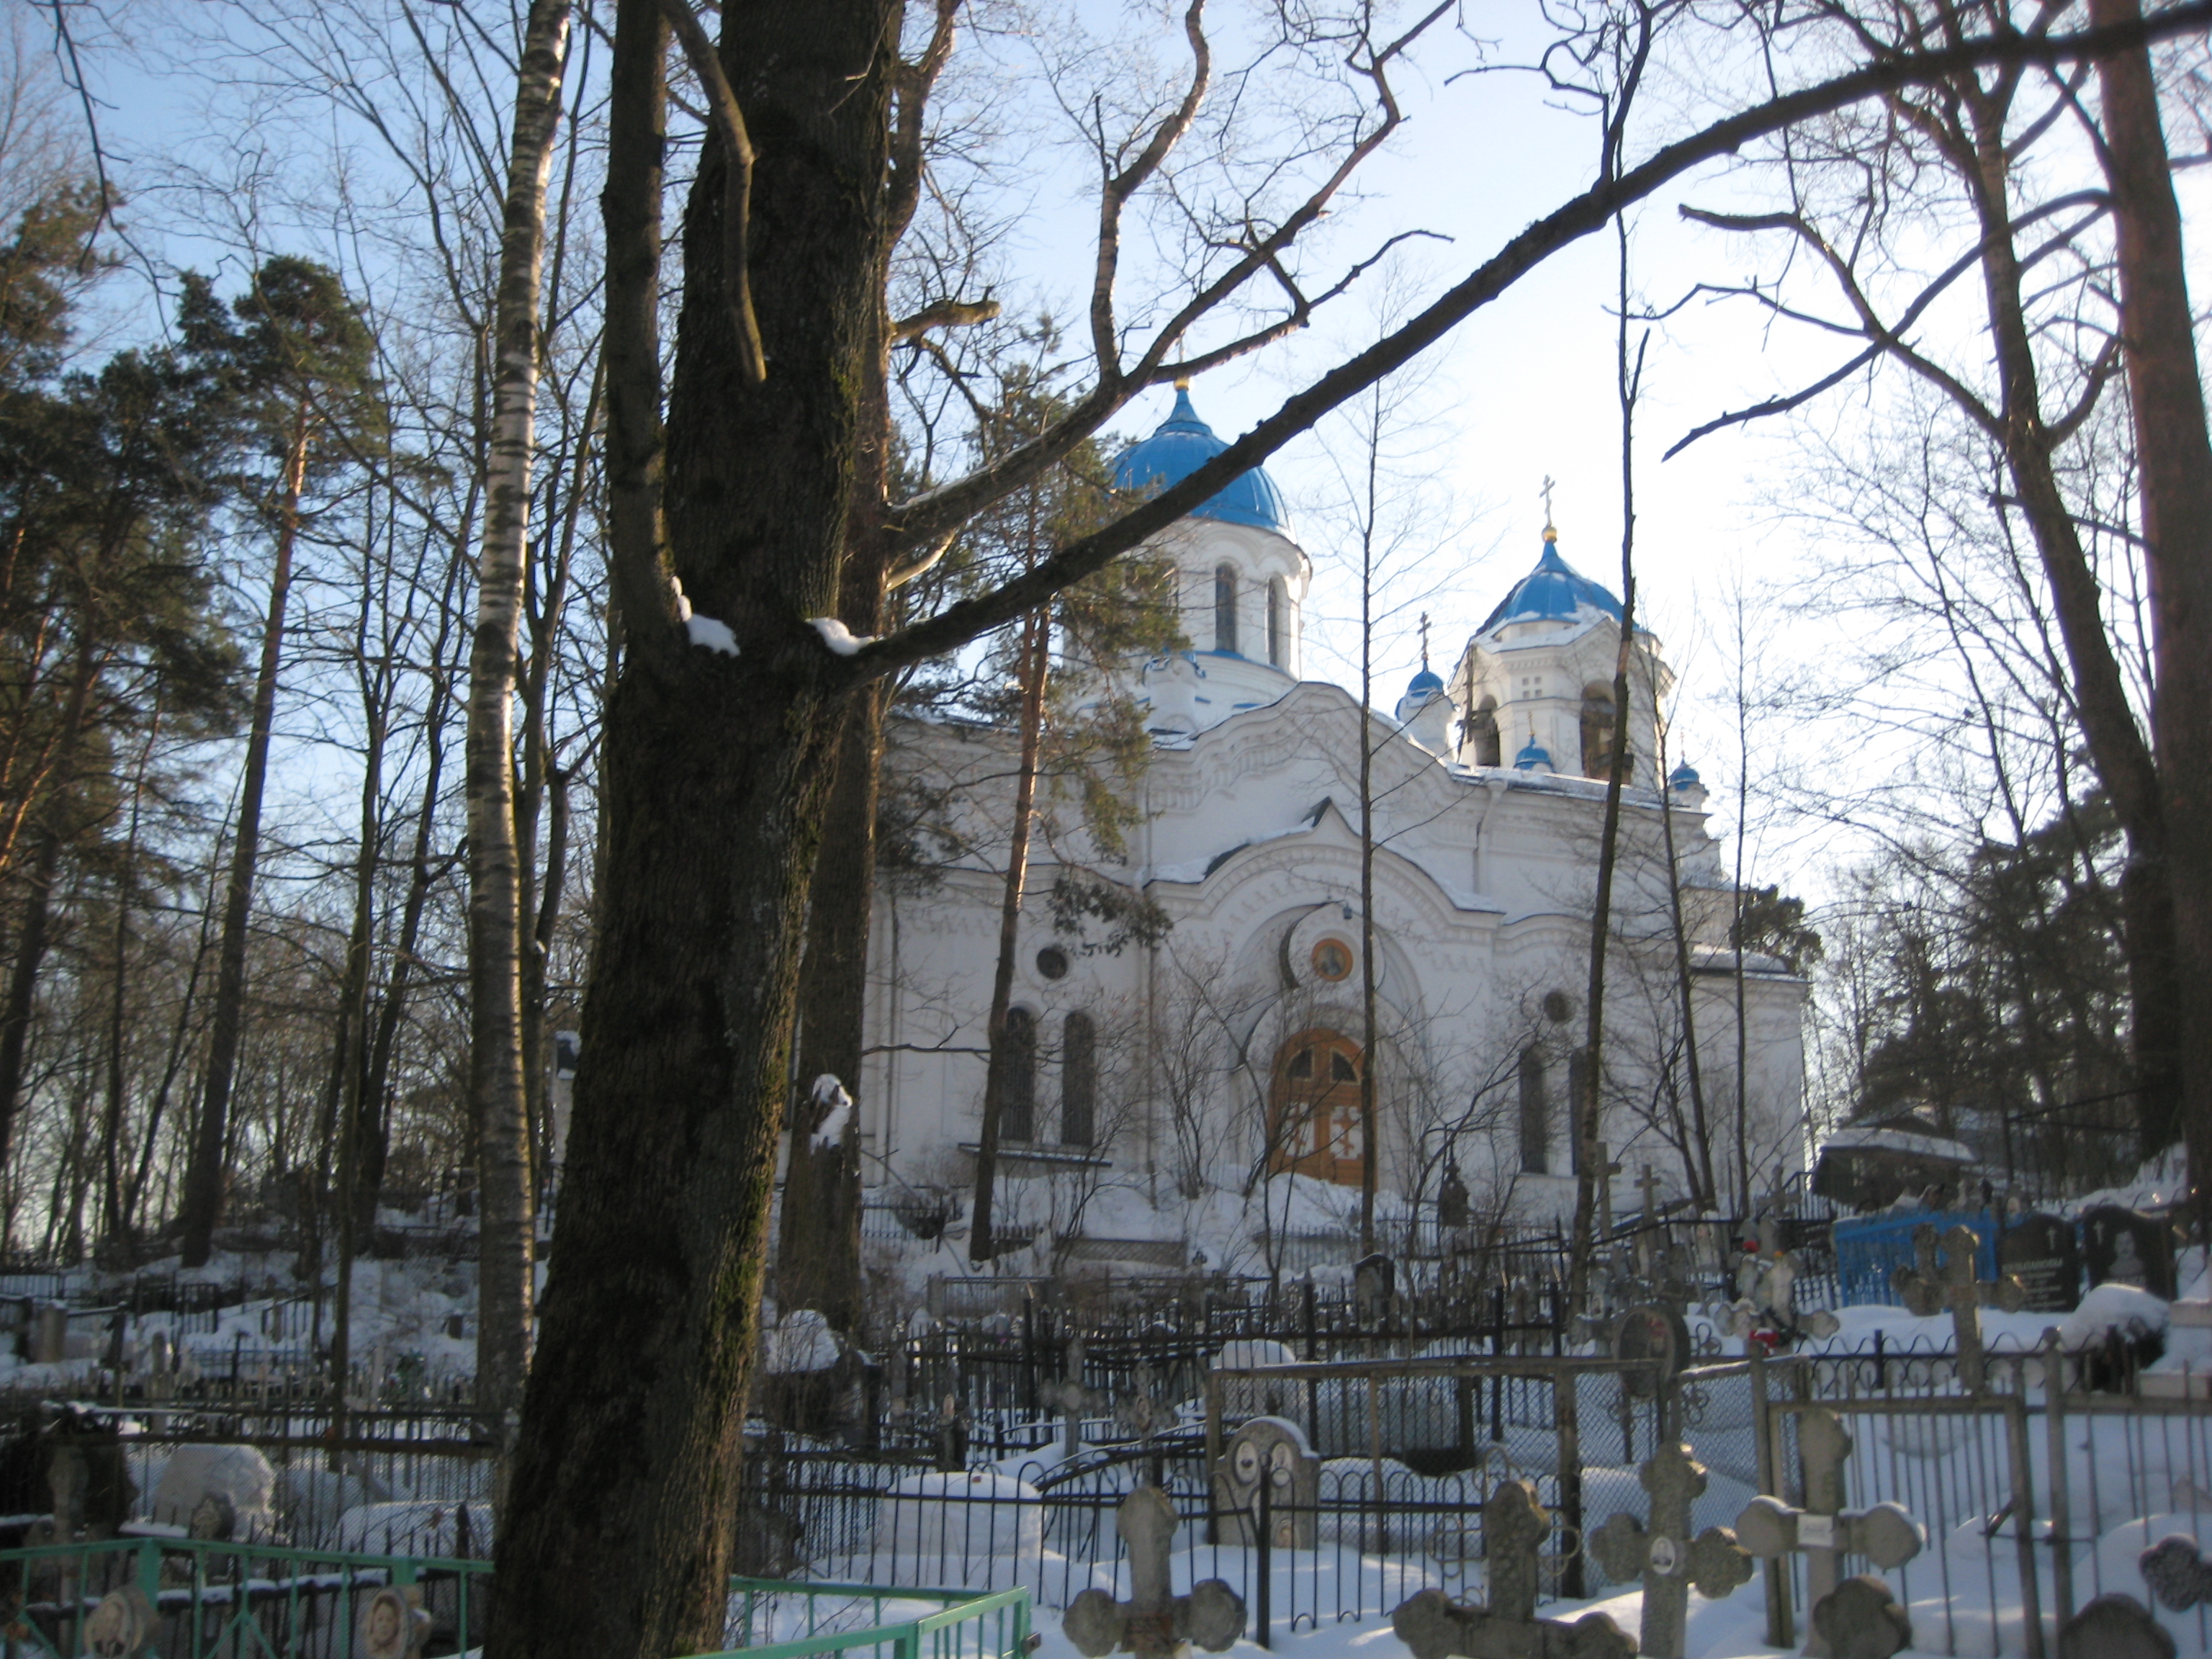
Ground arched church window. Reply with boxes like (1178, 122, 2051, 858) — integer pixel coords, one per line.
(1061, 1012, 1096, 1147)
(1580, 685, 1618, 778)
(1267, 577, 1289, 668)
(1269, 1030, 1364, 1185)
(1214, 564, 1239, 654)
(1518, 1047, 1549, 1174)
(999, 1007, 1036, 1142)
(1470, 697, 1501, 768)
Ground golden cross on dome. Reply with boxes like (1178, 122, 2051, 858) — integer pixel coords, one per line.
(1419, 611, 1431, 671)
(1540, 475, 1557, 542)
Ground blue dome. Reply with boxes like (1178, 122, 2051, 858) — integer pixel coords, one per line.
(1406, 667, 1444, 697)
(1514, 737, 1553, 770)
(1478, 536, 1624, 633)
(1669, 761, 1702, 791)
(1113, 387, 1295, 535)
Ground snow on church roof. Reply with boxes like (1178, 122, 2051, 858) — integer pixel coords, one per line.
(1112, 385, 1296, 536)
(1478, 532, 1625, 633)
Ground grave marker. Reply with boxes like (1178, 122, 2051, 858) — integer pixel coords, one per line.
(1611, 1305, 1690, 1401)
(1354, 1254, 1395, 1324)
(2083, 1206, 2176, 1300)
(1809, 1575, 1912, 1659)
(1212, 1416, 1318, 1550)
(2000, 1213, 2082, 1313)
(1586, 1442, 1753, 1658)
(1064, 1488, 1244, 1659)
(2139, 1534, 2212, 1610)
(357, 1587, 431, 1659)
(2057, 1594, 2175, 1659)
(1733, 1410, 1923, 1659)
(1389, 1483, 1635, 1659)
(80, 1587, 153, 1659)
(1890, 1223, 2026, 1392)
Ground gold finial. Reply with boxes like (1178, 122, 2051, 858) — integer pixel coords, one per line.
(1419, 611, 1431, 672)
(1174, 374, 1192, 390)
(1540, 475, 1558, 542)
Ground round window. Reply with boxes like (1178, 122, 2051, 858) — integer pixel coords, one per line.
(1311, 938, 1354, 982)
(1542, 989, 1574, 1025)
(1035, 945, 1070, 981)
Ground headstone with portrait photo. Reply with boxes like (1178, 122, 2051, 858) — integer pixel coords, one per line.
(2083, 1206, 2175, 1300)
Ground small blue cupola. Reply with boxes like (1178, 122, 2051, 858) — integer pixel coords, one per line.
(1514, 736, 1555, 772)
(1478, 529, 1625, 633)
(1668, 760, 1702, 792)
(1112, 385, 1296, 536)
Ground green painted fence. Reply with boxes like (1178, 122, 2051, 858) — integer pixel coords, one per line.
(0, 1540, 1032, 1659)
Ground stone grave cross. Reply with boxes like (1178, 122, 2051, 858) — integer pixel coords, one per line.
(1040, 1336, 1105, 1455)
(1390, 1482, 1635, 1659)
(1733, 1411, 1923, 1659)
(1064, 1488, 1244, 1659)
(1588, 1441, 1753, 1658)
(1890, 1222, 2026, 1392)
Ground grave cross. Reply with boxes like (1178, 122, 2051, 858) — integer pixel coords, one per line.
(1587, 1442, 1753, 1659)
(1040, 1336, 1106, 1456)
(1390, 1483, 1635, 1659)
(1064, 1488, 1244, 1659)
(1890, 1222, 2026, 1392)
(1733, 1411, 1923, 1659)
(1636, 1164, 1665, 1224)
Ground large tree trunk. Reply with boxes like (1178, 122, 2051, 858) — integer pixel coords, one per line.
(2083, 0, 2212, 1200)
(178, 416, 309, 1267)
(1953, 109, 2182, 1156)
(490, 4, 895, 1655)
(464, 0, 573, 1426)
(778, 685, 881, 1330)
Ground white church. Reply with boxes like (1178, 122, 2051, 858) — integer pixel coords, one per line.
(857, 387, 1808, 1264)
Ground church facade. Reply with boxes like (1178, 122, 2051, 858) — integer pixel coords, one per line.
(855, 389, 1807, 1262)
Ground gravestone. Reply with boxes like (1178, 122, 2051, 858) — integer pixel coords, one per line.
(1354, 1254, 1395, 1324)
(81, 1586, 154, 1659)
(2083, 1207, 2176, 1300)
(1734, 1410, 1923, 1659)
(1890, 1223, 2026, 1392)
(1388, 1483, 1635, 1659)
(357, 1586, 431, 1659)
(2139, 1533, 2212, 1610)
(1064, 1488, 1243, 1659)
(1586, 1442, 1753, 1658)
(2000, 1213, 2082, 1313)
(1809, 1575, 1911, 1659)
(2057, 1594, 2175, 1659)
(1612, 1304, 1691, 1400)
(1212, 1416, 1318, 1550)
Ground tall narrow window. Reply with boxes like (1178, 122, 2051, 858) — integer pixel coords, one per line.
(1518, 1047, 1549, 1174)
(1214, 564, 1239, 653)
(1061, 1012, 1096, 1146)
(1001, 1007, 1036, 1142)
(1267, 577, 1288, 668)
(1581, 686, 1617, 778)
(1471, 698, 1502, 768)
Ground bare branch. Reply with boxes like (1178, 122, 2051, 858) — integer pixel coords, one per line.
(656, 0, 765, 384)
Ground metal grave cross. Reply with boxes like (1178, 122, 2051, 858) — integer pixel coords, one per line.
(1390, 1481, 1635, 1659)
(1890, 1221, 2026, 1392)
(1734, 1411, 1923, 1658)
(1588, 1441, 1753, 1658)
(1064, 1487, 1244, 1659)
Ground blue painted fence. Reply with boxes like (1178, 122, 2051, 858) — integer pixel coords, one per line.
(1832, 1208, 2001, 1306)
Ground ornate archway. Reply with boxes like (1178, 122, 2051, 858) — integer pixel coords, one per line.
(1269, 1028, 1365, 1185)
